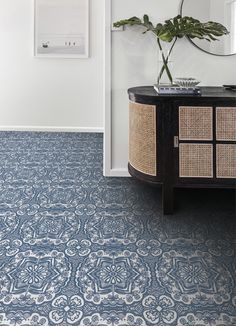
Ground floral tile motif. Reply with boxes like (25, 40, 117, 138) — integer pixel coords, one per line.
(49, 295, 84, 324)
(136, 239, 162, 257)
(0, 187, 24, 209)
(0, 132, 235, 326)
(76, 250, 151, 305)
(0, 239, 22, 257)
(85, 211, 143, 245)
(205, 239, 234, 257)
(156, 250, 233, 305)
(0, 312, 49, 326)
(0, 212, 19, 240)
(8, 167, 45, 184)
(0, 250, 71, 305)
(147, 214, 208, 245)
(80, 313, 146, 326)
(177, 312, 236, 326)
(76, 203, 97, 217)
(142, 295, 177, 324)
(37, 186, 86, 209)
(0, 186, 34, 209)
(48, 167, 87, 184)
(90, 186, 138, 209)
(17, 204, 40, 217)
(20, 211, 80, 245)
(65, 239, 91, 257)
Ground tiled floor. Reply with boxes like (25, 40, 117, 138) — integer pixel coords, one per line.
(0, 132, 235, 326)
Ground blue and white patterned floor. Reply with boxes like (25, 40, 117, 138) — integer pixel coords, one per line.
(0, 132, 235, 326)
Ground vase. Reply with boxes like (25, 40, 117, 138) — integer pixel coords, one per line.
(157, 44, 174, 86)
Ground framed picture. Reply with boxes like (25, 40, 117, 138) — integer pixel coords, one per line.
(34, 0, 89, 58)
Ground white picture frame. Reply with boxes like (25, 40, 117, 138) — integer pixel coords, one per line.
(34, 0, 89, 58)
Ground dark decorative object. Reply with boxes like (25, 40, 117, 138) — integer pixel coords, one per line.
(128, 86, 236, 214)
(154, 85, 201, 95)
(223, 85, 236, 91)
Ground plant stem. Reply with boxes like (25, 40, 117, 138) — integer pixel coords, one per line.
(157, 37, 177, 84)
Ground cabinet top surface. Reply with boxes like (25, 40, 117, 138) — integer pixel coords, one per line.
(128, 86, 236, 100)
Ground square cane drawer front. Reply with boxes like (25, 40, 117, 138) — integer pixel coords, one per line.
(216, 107, 236, 141)
(129, 101, 156, 176)
(179, 106, 213, 141)
(179, 143, 213, 178)
(217, 144, 236, 178)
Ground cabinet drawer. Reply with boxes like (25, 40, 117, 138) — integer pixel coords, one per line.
(179, 143, 213, 178)
(179, 106, 213, 141)
(217, 144, 236, 178)
(216, 107, 236, 141)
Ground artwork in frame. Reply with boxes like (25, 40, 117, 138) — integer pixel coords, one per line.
(34, 0, 89, 58)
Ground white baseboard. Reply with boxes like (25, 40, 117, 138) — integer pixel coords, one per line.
(104, 168, 131, 177)
(0, 126, 104, 133)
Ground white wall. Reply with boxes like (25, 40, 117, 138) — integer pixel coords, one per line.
(0, 0, 104, 131)
(182, 0, 211, 52)
(110, 0, 236, 174)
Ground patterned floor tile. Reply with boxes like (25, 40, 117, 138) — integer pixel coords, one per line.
(0, 132, 235, 326)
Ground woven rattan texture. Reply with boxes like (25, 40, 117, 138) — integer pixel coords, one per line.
(216, 107, 236, 141)
(179, 143, 213, 178)
(217, 144, 236, 178)
(129, 102, 156, 176)
(179, 106, 213, 140)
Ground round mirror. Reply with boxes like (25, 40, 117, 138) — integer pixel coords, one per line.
(181, 0, 236, 56)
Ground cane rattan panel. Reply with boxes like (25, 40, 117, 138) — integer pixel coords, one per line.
(217, 144, 236, 178)
(216, 107, 236, 141)
(179, 143, 213, 178)
(179, 106, 213, 140)
(129, 102, 156, 176)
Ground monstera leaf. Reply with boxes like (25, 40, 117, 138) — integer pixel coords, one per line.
(113, 14, 229, 42)
(114, 14, 229, 84)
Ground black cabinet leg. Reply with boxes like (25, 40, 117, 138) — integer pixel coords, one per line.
(162, 184, 174, 215)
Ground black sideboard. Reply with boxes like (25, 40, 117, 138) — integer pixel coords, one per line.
(128, 86, 236, 214)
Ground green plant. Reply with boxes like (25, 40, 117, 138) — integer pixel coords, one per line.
(114, 15, 229, 84)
